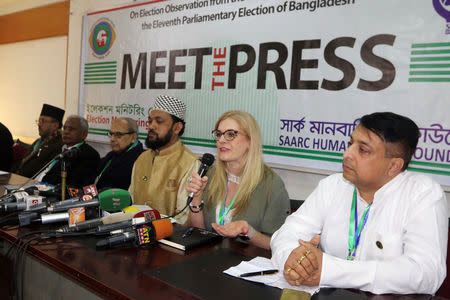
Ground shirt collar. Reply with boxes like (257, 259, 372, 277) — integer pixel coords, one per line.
(62, 140, 85, 151)
(152, 139, 182, 157)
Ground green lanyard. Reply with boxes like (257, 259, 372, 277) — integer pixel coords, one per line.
(33, 139, 42, 152)
(95, 141, 138, 184)
(72, 141, 85, 148)
(347, 187, 372, 260)
(46, 141, 85, 172)
(218, 181, 237, 225)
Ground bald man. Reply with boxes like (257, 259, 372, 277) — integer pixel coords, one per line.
(92, 117, 144, 190)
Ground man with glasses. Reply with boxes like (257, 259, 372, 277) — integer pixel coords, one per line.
(91, 117, 144, 190)
(129, 95, 200, 224)
(271, 112, 447, 295)
(14, 104, 65, 178)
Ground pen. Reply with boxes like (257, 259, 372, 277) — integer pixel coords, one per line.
(182, 227, 194, 238)
(239, 269, 279, 277)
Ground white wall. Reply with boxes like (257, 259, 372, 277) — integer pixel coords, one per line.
(0, 36, 67, 140)
(0, 0, 68, 142)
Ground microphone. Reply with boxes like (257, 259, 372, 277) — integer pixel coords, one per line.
(187, 153, 215, 205)
(47, 199, 99, 213)
(96, 219, 173, 249)
(0, 195, 44, 212)
(0, 202, 27, 212)
(56, 205, 154, 233)
(21, 206, 98, 226)
(16, 189, 131, 225)
(83, 184, 98, 197)
(95, 209, 161, 233)
(0, 186, 39, 204)
(17, 197, 80, 226)
(39, 212, 70, 224)
(59, 147, 80, 160)
(97, 189, 132, 213)
(47, 188, 131, 213)
(24, 196, 83, 216)
(0, 191, 29, 204)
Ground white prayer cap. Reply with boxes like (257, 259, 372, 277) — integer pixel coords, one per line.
(150, 95, 186, 121)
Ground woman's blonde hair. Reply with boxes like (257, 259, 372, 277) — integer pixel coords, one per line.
(207, 110, 268, 215)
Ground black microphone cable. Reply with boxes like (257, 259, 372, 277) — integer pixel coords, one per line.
(0, 211, 20, 226)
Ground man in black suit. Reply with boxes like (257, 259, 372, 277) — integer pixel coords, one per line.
(92, 117, 144, 190)
(40, 115, 99, 188)
(0, 122, 13, 171)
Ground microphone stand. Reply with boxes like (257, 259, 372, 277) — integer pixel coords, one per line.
(61, 159, 67, 201)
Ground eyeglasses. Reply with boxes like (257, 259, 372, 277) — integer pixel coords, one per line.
(211, 129, 241, 141)
(107, 131, 135, 138)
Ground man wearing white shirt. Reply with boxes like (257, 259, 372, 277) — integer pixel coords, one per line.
(271, 112, 448, 295)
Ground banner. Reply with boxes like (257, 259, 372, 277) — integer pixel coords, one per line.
(80, 0, 450, 186)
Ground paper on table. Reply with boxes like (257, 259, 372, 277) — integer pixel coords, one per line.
(223, 256, 319, 295)
(0, 171, 9, 175)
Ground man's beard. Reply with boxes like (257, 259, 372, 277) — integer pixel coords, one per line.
(145, 126, 173, 150)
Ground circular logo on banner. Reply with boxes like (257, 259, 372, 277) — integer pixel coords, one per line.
(433, 0, 450, 20)
(89, 19, 116, 58)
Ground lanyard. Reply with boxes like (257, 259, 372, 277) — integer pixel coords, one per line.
(33, 139, 42, 152)
(95, 141, 138, 184)
(218, 181, 237, 225)
(72, 141, 85, 148)
(46, 141, 85, 173)
(47, 159, 59, 171)
(347, 187, 372, 260)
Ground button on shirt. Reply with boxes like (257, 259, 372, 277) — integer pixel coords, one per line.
(271, 171, 448, 294)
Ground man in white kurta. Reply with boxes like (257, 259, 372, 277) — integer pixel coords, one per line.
(271, 112, 448, 295)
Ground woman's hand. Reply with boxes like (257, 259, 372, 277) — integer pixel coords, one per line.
(185, 173, 208, 200)
(211, 220, 250, 238)
(213, 220, 272, 250)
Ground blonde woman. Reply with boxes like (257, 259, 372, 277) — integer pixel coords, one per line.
(186, 111, 290, 249)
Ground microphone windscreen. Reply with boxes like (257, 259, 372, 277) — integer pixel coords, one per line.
(201, 153, 215, 166)
(152, 219, 173, 240)
(98, 188, 132, 212)
(60, 147, 80, 159)
(122, 205, 152, 213)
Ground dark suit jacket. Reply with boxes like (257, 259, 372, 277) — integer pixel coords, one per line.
(15, 132, 63, 178)
(0, 122, 13, 171)
(42, 141, 100, 188)
(93, 141, 144, 190)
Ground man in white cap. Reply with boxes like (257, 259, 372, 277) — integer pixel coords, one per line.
(129, 95, 199, 224)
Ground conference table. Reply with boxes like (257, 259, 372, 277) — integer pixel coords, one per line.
(0, 172, 447, 300)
